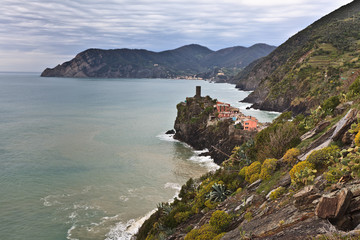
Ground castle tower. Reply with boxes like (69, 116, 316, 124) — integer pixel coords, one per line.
(195, 86, 201, 98)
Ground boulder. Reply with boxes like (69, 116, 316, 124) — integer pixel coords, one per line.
(165, 129, 176, 134)
(315, 188, 352, 220)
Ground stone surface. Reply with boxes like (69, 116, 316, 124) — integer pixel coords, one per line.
(315, 188, 352, 219)
(300, 121, 331, 141)
(349, 183, 360, 197)
(247, 179, 262, 191)
(315, 196, 338, 219)
(349, 196, 360, 213)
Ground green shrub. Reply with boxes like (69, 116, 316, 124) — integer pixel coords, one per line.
(245, 161, 261, 183)
(306, 146, 340, 169)
(239, 166, 247, 179)
(255, 121, 300, 161)
(269, 187, 286, 200)
(325, 147, 360, 183)
(174, 211, 191, 223)
(192, 179, 216, 213)
(260, 158, 277, 180)
(185, 224, 217, 240)
(283, 148, 300, 165)
(204, 199, 217, 210)
(321, 96, 340, 115)
(349, 76, 360, 95)
(209, 210, 232, 233)
(289, 161, 317, 185)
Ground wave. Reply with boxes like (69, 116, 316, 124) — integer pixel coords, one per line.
(156, 133, 179, 142)
(67, 225, 79, 240)
(189, 155, 220, 171)
(105, 209, 156, 240)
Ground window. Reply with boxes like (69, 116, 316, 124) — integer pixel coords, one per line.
(245, 122, 249, 125)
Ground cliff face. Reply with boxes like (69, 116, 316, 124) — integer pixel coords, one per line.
(173, 96, 254, 164)
(138, 97, 360, 240)
(41, 44, 275, 80)
(233, 0, 360, 114)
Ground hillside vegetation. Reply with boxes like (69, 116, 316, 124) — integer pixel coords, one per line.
(136, 1, 360, 239)
(234, 0, 360, 114)
(41, 44, 275, 80)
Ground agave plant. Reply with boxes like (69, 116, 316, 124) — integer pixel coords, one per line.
(207, 183, 231, 202)
(157, 202, 173, 215)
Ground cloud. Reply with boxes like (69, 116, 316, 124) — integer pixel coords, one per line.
(0, 0, 354, 71)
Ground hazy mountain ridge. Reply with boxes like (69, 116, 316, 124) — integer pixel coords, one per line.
(233, 0, 360, 114)
(40, 44, 276, 79)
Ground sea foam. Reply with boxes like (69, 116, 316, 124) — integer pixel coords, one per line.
(105, 210, 156, 240)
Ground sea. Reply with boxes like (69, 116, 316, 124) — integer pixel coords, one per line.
(0, 72, 279, 240)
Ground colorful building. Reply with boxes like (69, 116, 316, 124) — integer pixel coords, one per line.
(214, 101, 258, 131)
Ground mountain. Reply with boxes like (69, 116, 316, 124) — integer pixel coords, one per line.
(233, 0, 360, 114)
(40, 44, 275, 79)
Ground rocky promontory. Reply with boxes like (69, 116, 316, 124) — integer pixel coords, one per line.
(173, 94, 255, 164)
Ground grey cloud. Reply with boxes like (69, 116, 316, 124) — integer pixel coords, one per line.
(0, 0, 354, 71)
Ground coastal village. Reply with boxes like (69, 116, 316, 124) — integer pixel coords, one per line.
(213, 101, 259, 131)
(191, 86, 260, 132)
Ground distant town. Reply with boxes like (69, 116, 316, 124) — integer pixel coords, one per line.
(213, 101, 259, 131)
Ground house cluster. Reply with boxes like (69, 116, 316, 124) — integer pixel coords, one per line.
(215, 101, 259, 131)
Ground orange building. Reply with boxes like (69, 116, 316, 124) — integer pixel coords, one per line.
(243, 118, 258, 131)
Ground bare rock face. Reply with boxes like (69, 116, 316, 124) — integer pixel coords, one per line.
(315, 188, 352, 220)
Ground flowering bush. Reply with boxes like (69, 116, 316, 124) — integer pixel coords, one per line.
(289, 161, 316, 185)
(209, 210, 232, 232)
(283, 148, 300, 165)
(245, 161, 261, 183)
(306, 146, 339, 169)
(260, 158, 277, 180)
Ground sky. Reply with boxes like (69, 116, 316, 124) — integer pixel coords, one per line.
(0, 0, 354, 72)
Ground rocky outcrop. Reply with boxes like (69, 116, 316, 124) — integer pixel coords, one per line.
(173, 96, 255, 164)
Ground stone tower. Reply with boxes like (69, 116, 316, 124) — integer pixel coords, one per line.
(195, 86, 201, 98)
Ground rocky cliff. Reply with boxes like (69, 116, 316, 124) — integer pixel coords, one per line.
(41, 44, 275, 80)
(173, 95, 255, 164)
(137, 90, 360, 239)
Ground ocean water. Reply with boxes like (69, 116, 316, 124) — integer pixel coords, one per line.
(0, 73, 278, 240)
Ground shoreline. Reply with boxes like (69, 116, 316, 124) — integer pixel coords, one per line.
(104, 134, 220, 240)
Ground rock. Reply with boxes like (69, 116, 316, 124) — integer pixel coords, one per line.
(335, 189, 353, 218)
(293, 185, 321, 210)
(334, 101, 353, 116)
(235, 195, 255, 211)
(247, 179, 262, 191)
(349, 183, 360, 197)
(315, 197, 338, 219)
(300, 121, 331, 141)
(277, 173, 291, 188)
(348, 196, 360, 213)
(267, 187, 286, 200)
(165, 129, 175, 134)
(299, 109, 358, 161)
(342, 130, 354, 145)
(315, 188, 352, 220)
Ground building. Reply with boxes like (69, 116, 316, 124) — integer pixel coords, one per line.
(214, 101, 258, 131)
